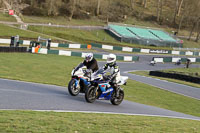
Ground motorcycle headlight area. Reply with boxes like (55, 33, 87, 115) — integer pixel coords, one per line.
(71, 70, 75, 75)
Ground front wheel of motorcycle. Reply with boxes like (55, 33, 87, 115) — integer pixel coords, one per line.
(110, 89, 124, 105)
(85, 86, 96, 103)
(68, 79, 80, 96)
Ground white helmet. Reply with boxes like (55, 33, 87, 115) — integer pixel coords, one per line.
(85, 53, 93, 62)
(107, 54, 116, 64)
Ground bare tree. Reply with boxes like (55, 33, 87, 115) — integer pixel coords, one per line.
(177, 12, 184, 33)
(173, 0, 179, 25)
(96, 0, 101, 16)
(159, 0, 163, 23)
(2, 0, 12, 9)
(47, 0, 54, 16)
(195, 20, 200, 42)
(69, 0, 76, 21)
(195, 1, 200, 42)
(156, 0, 160, 22)
(144, 0, 148, 8)
(130, 0, 134, 9)
(0, 0, 3, 8)
(177, 0, 184, 16)
(140, 0, 147, 8)
(177, 0, 187, 33)
(46, 0, 62, 16)
(186, 0, 200, 40)
(106, 0, 111, 23)
(188, 18, 199, 40)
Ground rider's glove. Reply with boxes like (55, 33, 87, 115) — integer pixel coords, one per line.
(107, 75, 112, 80)
(84, 69, 92, 77)
(86, 69, 91, 73)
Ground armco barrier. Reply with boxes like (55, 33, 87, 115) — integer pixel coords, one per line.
(0, 47, 27, 52)
(32, 48, 139, 62)
(149, 71, 200, 84)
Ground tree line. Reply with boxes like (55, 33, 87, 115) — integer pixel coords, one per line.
(0, 0, 200, 42)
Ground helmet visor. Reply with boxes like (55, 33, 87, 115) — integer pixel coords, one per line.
(107, 57, 115, 61)
(85, 56, 91, 62)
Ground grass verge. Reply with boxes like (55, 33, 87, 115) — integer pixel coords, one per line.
(23, 15, 105, 26)
(0, 13, 16, 22)
(131, 70, 200, 88)
(161, 67, 200, 78)
(0, 53, 200, 117)
(0, 24, 59, 41)
(0, 110, 200, 133)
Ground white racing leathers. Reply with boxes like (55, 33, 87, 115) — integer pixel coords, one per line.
(103, 63, 120, 83)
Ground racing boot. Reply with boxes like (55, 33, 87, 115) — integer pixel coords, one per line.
(113, 84, 120, 97)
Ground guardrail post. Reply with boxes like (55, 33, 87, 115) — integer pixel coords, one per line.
(10, 36, 15, 47)
(47, 39, 51, 50)
(10, 35, 20, 47)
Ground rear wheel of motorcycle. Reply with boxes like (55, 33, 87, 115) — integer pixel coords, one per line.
(85, 86, 96, 103)
(110, 90, 124, 105)
(68, 79, 80, 96)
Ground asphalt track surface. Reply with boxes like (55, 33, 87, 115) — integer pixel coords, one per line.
(0, 61, 200, 121)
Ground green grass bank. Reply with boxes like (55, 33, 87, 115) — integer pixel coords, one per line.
(0, 111, 199, 133)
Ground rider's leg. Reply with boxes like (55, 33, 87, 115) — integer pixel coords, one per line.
(111, 77, 119, 97)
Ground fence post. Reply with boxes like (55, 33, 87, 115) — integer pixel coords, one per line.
(47, 39, 51, 50)
(10, 36, 15, 47)
(15, 35, 19, 47)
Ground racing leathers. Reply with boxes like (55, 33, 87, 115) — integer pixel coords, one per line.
(103, 62, 120, 96)
(83, 57, 99, 73)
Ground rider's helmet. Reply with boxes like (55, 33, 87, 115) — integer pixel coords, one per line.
(85, 53, 93, 62)
(107, 54, 116, 66)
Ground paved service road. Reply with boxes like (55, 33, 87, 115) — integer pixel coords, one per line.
(0, 62, 200, 121)
(0, 21, 105, 30)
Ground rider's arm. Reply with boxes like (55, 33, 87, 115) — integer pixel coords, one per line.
(103, 64, 108, 70)
(110, 65, 120, 78)
(83, 60, 86, 65)
(74, 63, 84, 73)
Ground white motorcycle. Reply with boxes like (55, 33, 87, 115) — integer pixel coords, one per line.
(68, 63, 91, 96)
(150, 60, 156, 66)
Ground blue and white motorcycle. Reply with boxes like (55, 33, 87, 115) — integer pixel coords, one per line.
(85, 69, 128, 105)
(68, 63, 90, 96)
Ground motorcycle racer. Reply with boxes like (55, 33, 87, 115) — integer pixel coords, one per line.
(83, 53, 99, 73)
(103, 53, 121, 97)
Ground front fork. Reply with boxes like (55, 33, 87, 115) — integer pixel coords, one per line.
(88, 84, 98, 97)
(113, 85, 122, 97)
(73, 78, 80, 89)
